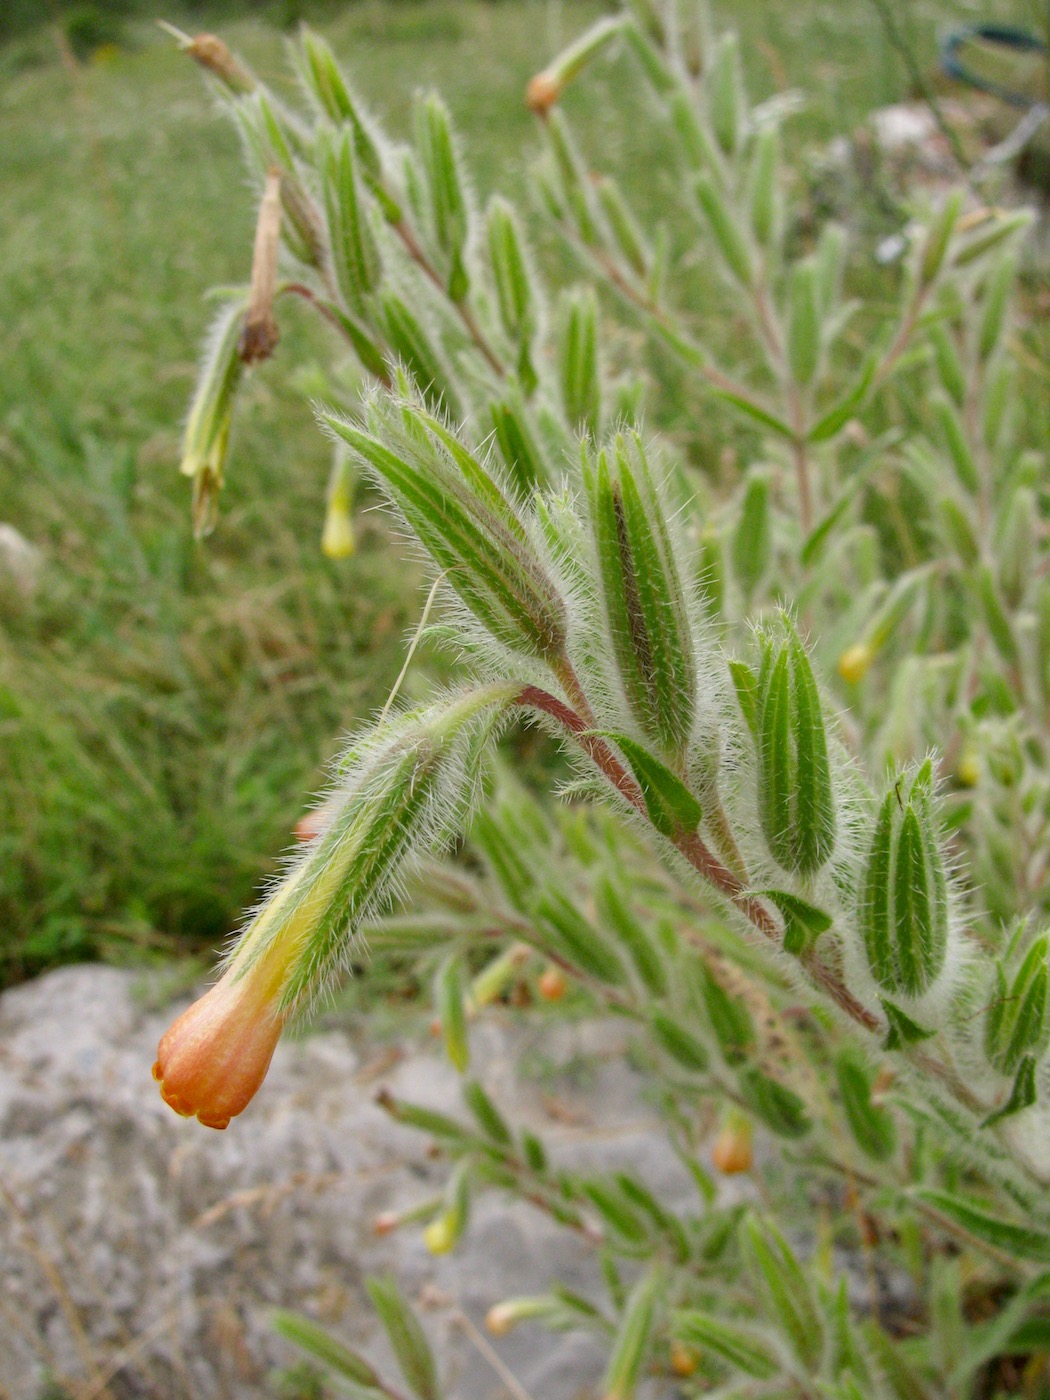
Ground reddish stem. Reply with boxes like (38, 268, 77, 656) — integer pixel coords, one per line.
(392, 220, 506, 379)
(513, 687, 892, 1045)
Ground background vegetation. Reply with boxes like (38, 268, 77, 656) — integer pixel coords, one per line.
(0, 0, 1044, 985)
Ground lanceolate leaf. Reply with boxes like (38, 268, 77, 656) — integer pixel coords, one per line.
(326, 413, 567, 661)
(809, 354, 876, 442)
(759, 889, 833, 955)
(366, 1276, 442, 1400)
(915, 1191, 1050, 1264)
(741, 1215, 823, 1370)
(882, 999, 935, 1050)
(271, 1309, 385, 1390)
(672, 1312, 779, 1379)
(835, 1050, 897, 1160)
(602, 1267, 663, 1400)
(598, 732, 703, 837)
(739, 1067, 810, 1138)
(981, 1056, 1037, 1127)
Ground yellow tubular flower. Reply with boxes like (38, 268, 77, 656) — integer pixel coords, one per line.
(837, 642, 874, 686)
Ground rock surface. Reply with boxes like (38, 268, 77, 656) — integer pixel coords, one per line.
(0, 965, 699, 1400)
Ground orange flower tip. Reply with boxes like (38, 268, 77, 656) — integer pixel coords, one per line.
(153, 973, 286, 1130)
(537, 965, 568, 1002)
(670, 1341, 699, 1377)
(711, 1118, 754, 1175)
(485, 1304, 515, 1337)
(294, 810, 323, 843)
(526, 71, 561, 116)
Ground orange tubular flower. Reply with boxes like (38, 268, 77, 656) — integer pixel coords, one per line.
(711, 1110, 754, 1175)
(153, 946, 291, 1130)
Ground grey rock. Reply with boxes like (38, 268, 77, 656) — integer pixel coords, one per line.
(0, 966, 694, 1400)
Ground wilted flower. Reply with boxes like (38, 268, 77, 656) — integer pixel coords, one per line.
(184, 31, 256, 95)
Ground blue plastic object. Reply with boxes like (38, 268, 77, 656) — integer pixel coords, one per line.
(940, 24, 1047, 109)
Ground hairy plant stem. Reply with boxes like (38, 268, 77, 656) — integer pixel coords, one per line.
(811, 1151, 1033, 1277)
(512, 683, 992, 1121)
(392, 218, 507, 379)
(280, 281, 394, 389)
(557, 224, 786, 427)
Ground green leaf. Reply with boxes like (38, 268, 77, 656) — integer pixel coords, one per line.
(321, 128, 381, 317)
(860, 765, 948, 998)
(986, 935, 1049, 1075)
(489, 390, 548, 493)
(915, 1190, 1050, 1264)
(932, 394, 980, 495)
(759, 889, 833, 955)
(327, 411, 566, 661)
(787, 260, 821, 387)
(732, 472, 772, 599)
(435, 955, 470, 1073)
(414, 92, 469, 294)
(598, 732, 703, 838)
(881, 999, 935, 1051)
(650, 1009, 709, 1071)
(749, 122, 780, 249)
(320, 301, 390, 382)
(375, 1091, 470, 1143)
(597, 176, 650, 277)
(918, 189, 963, 286)
(729, 659, 759, 740)
(835, 1050, 897, 1160)
(809, 355, 876, 443)
(708, 32, 744, 156)
(486, 197, 535, 343)
(535, 888, 625, 985)
(951, 210, 1033, 267)
(602, 1267, 662, 1399)
(978, 564, 1020, 669)
(695, 172, 752, 285)
(270, 1309, 385, 1390)
(671, 1311, 779, 1379)
(557, 287, 601, 436)
(739, 1067, 810, 1138)
(463, 1079, 512, 1145)
(699, 965, 754, 1065)
(597, 875, 668, 997)
(379, 293, 461, 419)
(582, 1179, 648, 1246)
(981, 1055, 1038, 1127)
(741, 1215, 823, 1370)
(929, 322, 966, 407)
(978, 254, 1015, 362)
(586, 438, 697, 760)
(365, 1276, 441, 1400)
(755, 620, 836, 875)
(714, 388, 794, 440)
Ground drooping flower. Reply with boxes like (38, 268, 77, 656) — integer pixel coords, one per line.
(153, 685, 518, 1129)
(711, 1109, 754, 1175)
(153, 941, 292, 1130)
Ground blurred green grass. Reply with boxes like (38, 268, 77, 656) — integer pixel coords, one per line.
(0, 0, 1029, 983)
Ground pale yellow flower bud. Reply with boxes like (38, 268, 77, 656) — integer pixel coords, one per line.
(837, 642, 874, 686)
